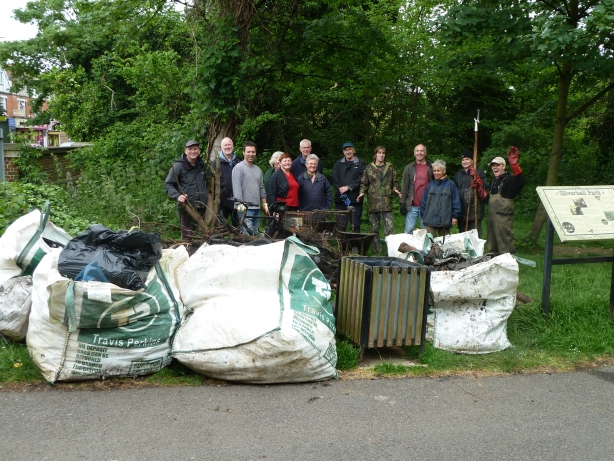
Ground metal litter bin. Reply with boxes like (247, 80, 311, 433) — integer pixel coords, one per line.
(336, 257, 430, 358)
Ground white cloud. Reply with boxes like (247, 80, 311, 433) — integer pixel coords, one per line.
(0, 0, 39, 42)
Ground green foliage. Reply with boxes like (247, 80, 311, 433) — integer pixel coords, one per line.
(66, 130, 180, 235)
(0, 343, 43, 383)
(146, 359, 206, 386)
(335, 337, 360, 370)
(12, 142, 48, 184)
(0, 181, 90, 236)
(439, 0, 614, 79)
(373, 362, 411, 375)
(189, 22, 246, 124)
(3, 0, 614, 242)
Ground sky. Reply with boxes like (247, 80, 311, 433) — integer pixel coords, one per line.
(0, 0, 39, 42)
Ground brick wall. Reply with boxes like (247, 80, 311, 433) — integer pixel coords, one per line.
(3, 143, 81, 183)
(4, 156, 19, 181)
(37, 151, 72, 182)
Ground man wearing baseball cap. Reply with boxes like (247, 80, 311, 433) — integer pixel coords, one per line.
(164, 140, 208, 241)
(471, 146, 526, 255)
(332, 142, 366, 232)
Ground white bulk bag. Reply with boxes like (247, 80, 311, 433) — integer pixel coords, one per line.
(386, 230, 485, 260)
(172, 237, 337, 383)
(429, 253, 519, 354)
(0, 203, 72, 284)
(385, 230, 428, 258)
(0, 276, 32, 342)
(434, 229, 485, 257)
(27, 247, 189, 383)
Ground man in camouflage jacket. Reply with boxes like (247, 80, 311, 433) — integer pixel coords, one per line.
(358, 146, 402, 254)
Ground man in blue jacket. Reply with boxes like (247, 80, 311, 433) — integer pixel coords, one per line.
(420, 159, 461, 238)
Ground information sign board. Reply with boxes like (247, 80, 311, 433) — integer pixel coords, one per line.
(536, 186, 614, 242)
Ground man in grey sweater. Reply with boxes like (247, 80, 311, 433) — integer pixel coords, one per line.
(231, 141, 269, 235)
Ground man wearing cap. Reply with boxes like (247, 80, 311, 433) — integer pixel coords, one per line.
(453, 150, 488, 237)
(291, 139, 324, 180)
(332, 142, 367, 232)
(400, 144, 433, 234)
(232, 141, 269, 235)
(165, 140, 208, 241)
(213, 137, 242, 227)
(471, 146, 526, 255)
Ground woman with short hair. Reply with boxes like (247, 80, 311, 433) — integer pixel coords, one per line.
(267, 153, 299, 211)
(419, 159, 461, 238)
(296, 154, 333, 211)
(263, 151, 283, 191)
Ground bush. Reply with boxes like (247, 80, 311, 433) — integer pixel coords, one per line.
(0, 182, 90, 236)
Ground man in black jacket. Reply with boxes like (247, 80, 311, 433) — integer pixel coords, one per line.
(453, 150, 488, 237)
(164, 140, 208, 241)
(214, 137, 242, 226)
(332, 142, 366, 232)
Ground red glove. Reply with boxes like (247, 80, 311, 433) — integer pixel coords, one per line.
(468, 167, 475, 176)
(507, 146, 522, 176)
(471, 175, 488, 200)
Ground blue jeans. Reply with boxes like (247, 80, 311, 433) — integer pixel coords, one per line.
(404, 206, 423, 234)
(238, 208, 260, 236)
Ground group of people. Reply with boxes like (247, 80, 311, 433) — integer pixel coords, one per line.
(165, 138, 525, 256)
(400, 144, 526, 255)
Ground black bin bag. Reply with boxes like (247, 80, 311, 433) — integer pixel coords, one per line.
(58, 225, 162, 290)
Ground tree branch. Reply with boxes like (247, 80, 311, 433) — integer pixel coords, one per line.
(536, 0, 568, 17)
(565, 80, 614, 124)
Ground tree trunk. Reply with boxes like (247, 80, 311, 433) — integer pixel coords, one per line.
(192, 0, 252, 229)
(527, 60, 573, 246)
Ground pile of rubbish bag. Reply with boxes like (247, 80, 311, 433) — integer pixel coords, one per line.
(1, 206, 338, 384)
(2, 205, 520, 384)
(387, 229, 489, 271)
(386, 230, 519, 354)
(1, 204, 72, 342)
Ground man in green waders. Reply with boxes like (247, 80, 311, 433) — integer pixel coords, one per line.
(470, 146, 525, 255)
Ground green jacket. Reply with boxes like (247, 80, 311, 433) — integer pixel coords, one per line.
(359, 162, 399, 212)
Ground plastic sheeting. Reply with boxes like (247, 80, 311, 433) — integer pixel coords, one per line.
(58, 225, 162, 291)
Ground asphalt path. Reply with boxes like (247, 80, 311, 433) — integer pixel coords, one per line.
(2, 368, 614, 461)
